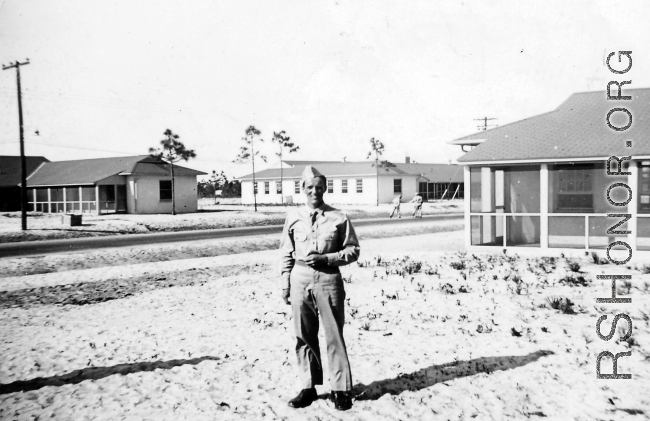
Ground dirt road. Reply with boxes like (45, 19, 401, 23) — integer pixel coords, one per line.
(0, 214, 462, 258)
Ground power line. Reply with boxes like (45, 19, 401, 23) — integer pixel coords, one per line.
(474, 116, 498, 131)
(0, 138, 233, 167)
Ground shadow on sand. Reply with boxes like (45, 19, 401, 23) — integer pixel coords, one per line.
(352, 350, 553, 401)
(0, 356, 220, 395)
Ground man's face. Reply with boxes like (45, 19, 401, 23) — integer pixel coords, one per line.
(303, 177, 326, 209)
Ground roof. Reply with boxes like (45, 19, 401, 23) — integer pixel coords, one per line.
(394, 163, 463, 181)
(26, 155, 205, 187)
(0, 156, 50, 187)
(282, 160, 340, 166)
(454, 88, 650, 163)
(238, 161, 463, 182)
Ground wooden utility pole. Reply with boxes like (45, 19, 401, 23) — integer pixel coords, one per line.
(3, 59, 30, 230)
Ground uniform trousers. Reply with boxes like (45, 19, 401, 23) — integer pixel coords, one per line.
(413, 204, 422, 217)
(290, 261, 353, 391)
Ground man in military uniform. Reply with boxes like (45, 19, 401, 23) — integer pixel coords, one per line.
(410, 192, 423, 218)
(279, 166, 360, 411)
(389, 194, 402, 218)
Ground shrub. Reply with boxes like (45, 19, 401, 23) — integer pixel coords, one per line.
(439, 283, 455, 295)
(589, 252, 608, 265)
(619, 280, 633, 295)
(405, 261, 423, 274)
(424, 266, 439, 276)
(541, 256, 556, 265)
(559, 274, 590, 287)
(567, 261, 581, 272)
(546, 296, 575, 314)
(509, 275, 527, 295)
(450, 261, 466, 270)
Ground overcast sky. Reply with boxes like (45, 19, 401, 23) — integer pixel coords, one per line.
(1, 0, 649, 179)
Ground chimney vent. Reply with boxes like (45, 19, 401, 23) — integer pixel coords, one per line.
(405, 156, 411, 163)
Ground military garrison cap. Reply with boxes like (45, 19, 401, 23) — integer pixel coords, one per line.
(301, 165, 325, 188)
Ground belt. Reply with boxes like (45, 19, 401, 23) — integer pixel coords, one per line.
(294, 259, 339, 274)
(295, 260, 308, 267)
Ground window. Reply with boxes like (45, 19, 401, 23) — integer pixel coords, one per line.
(327, 179, 333, 193)
(276, 181, 282, 195)
(65, 187, 80, 201)
(294, 181, 300, 194)
(81, 187, 96, 201)
(639, 161, 650, 214)
(159, 180, 172, 200)
(264, 182, 269, 194)
(471, 166, 540, 213)
(50, 188, 64, 202)
(356, 179, 363, 193)
(342, 180, 348, 193)
(254, 182, 258, 194)
(36, 188, 48, 202)
(555, 165, 593, 211)
(394, 179, 402, 193)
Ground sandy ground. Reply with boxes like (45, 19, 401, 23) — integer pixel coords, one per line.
(1, 229, 649, 420)
(0, 200, 462, 243)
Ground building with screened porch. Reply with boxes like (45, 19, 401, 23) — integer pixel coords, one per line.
(452, 88, 650, 254)
(25, 155, 205, 214)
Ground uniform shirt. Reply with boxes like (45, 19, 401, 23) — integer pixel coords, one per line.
(412, 195, 423, 204)
(279, 204, 360, 289)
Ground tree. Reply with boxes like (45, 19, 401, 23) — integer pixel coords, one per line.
(222, 179, 241, 197)
(366, 137, 385, 206)
(197, 180, 214, 198)
(149, 129, 196, 215)
(271, 130, 299, 205)
(233, 125, 266, 212)
(209, 170, 228, 203)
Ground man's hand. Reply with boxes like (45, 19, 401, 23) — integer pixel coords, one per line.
(304, 253, 327, 267)
(282, 288, 291, 305)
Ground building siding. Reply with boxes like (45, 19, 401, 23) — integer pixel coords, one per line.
(127, 175, 198, 214)
(241, 175, 430, 205)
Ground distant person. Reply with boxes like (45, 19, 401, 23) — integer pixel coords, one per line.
(410, 193, 423, 218)
(279, 165, 360, 411)
(389, 194, 402, 218)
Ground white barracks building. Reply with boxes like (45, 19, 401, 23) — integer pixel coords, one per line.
(238, 159, 464, 205)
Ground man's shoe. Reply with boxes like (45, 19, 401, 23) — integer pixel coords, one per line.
(288, 388, 317, 408)
(330, 391, 353, 411)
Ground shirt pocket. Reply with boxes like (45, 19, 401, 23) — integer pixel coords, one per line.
(293, 229, 308, 242)
(319, 228, 338, 244)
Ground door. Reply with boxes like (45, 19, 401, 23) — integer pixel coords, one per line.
(117, 185, 127, 212)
